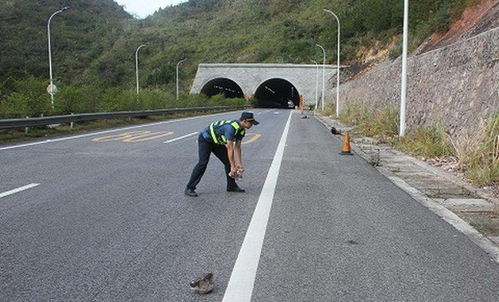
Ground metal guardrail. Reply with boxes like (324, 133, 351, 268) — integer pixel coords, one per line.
(0, 105, 250, 130)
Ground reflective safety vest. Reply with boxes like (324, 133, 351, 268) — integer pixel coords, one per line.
(209, 120, 245, 145)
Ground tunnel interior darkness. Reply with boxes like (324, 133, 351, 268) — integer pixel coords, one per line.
(254, 79, 300, 108)
(200, 78, 244, 98)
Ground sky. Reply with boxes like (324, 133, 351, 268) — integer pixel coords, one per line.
(114, 0, 188, 19)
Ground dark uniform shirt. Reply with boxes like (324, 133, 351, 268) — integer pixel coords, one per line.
(201, 120, 245, 144)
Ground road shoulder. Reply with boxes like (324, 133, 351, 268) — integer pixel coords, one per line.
(315, 113, 499, 263)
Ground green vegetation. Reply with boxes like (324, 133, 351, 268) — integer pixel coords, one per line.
(333, 101, 497, 186)
(0, 77, 246, 118)
(334, 101, 398, 141)
(0, 0, 479, 116)
(450, 113, 499, 186)
(0, 0, 131, 85)
(0, 0, 491, 185)
(395, 126, 454, 158)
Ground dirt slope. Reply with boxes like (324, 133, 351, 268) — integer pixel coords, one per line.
(418, 0, 499, 54)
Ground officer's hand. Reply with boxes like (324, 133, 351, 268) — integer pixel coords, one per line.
(236, 164, 244, 172)
(230, 166, 238, 178)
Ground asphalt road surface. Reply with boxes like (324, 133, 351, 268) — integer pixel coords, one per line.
(1, 109, 498, 301)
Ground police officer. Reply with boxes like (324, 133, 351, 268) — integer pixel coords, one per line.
(185, 112, 259, 197)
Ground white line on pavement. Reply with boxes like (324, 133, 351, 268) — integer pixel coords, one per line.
(163, 132, 198, 144)
(222, 110, 293, 302)
(0, 183, 40, 199)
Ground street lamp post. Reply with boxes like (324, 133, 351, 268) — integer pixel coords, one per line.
(135, 44, 147, 104)
(47, 6, 70, 109)
(176, 58, 187, 100)
(323, 9, 341, 118)
(316, 44, 326, 112)
(311, 59, 319, 111)
(400, 0, 409, 137)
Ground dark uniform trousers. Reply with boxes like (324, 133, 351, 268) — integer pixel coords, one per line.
(186, 133, 238, 191)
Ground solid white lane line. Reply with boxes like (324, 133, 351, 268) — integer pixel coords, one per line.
(222, 110, 293, 302)
(0, 183, 40, 199)
(163, 132, 198, 144)
(0, 111, 243, 152)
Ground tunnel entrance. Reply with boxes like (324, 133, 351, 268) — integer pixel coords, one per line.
(200, 78, 244, 98)
(254, 79, 300, 108)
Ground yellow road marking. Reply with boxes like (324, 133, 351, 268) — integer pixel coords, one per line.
(92, 131, 173, 143)
(91, 131, 143, 142)
(123, 131, 173, 142)
(242, 133, 261, 145)
(92, 131, 259, 144)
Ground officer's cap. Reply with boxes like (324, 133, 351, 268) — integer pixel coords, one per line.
(240, 112, 259, 125)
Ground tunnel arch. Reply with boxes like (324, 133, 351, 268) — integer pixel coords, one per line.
(200, 78, 244, 98)
(254, 78, 300, 108)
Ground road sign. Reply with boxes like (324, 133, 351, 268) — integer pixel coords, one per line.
(47, 84, 57, 94)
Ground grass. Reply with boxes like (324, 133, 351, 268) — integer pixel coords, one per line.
(450, 114, 499, 186)
(329, 100, 498, 187)
(333, 101, 398, 142)
(395, 125, 454, 158)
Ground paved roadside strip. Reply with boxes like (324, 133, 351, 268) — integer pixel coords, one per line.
(315, 113, 499, 263)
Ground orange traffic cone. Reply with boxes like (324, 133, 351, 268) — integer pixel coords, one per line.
(340, 131, 353, 155)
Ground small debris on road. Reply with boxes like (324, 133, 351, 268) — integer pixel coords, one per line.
(190, 273, 214, 295)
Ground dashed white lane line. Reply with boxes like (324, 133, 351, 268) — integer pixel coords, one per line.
(163, 132, 198, 144)
(222, 110, 293, 302)
(0, 183, 40, 199)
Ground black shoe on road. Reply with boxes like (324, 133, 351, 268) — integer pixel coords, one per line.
(184, 188, 198, 197)
(227, 187, 245, 193)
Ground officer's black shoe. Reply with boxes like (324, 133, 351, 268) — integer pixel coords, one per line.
(227, 186, 245, 193)
(184, 188, 198, 197)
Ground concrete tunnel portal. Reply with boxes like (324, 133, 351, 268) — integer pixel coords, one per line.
(200, 78, 244, 99)
(200, 77, 300, 108)
(254, 78, 299, 108)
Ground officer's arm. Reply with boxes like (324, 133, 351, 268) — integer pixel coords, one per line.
(226, 140, 237, 175)
(235, 140, 243, 170)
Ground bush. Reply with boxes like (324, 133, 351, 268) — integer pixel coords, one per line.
(0, 92, 31, 118)
(140, 89, 174, 110)
(106, 89, 137, 111)
(0, 76, 50, 118)
(0, 78, 249, 119)
(55, 86, 102, 114)
(361, 0, 398, 32)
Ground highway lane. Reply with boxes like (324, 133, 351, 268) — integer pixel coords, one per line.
(252, 114, 499, 301)
(0, 109, 288, 301)
(1, 109, 499, 301)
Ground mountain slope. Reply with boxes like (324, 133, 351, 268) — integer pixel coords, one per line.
(0, 0, 131, 84)
(80, 0, 493, 90)
(0, 0, 493, 91)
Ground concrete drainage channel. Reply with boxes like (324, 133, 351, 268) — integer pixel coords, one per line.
(314, 113, 499, 262)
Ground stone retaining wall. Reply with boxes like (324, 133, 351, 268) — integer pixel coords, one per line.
(332, 27, 498, 135)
